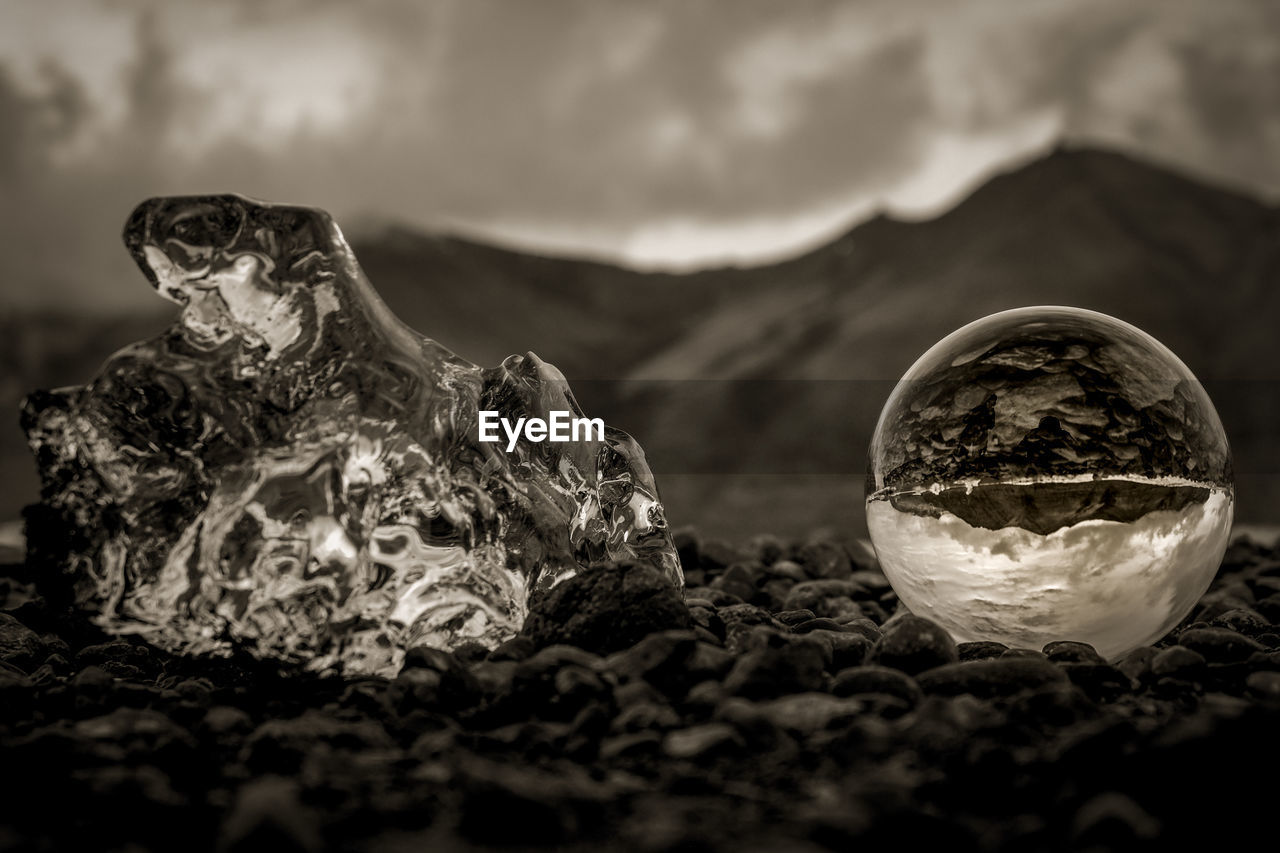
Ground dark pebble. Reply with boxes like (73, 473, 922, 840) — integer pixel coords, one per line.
(1245, 671, 1280, 698)
(871, 615, 958, 675)
(1176, 627, 1265, 662)
(1211, 608, 1271, 637)
(520, 560, 691, 655)
(957, 641, 1009, 661)
(831, 665, 923, 707)
(1042, 641, 1104, 663)
(915, 657, 1068, 698)
(782, 580, 864, 619)
(1150, 646, 1206, 679)
(797, 540, 852, 580)
(723, 630, 826, 699)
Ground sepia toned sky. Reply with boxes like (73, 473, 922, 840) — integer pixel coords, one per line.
(1, 0, 1278, 310)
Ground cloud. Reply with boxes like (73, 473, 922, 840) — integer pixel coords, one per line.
(0, 0, 1278, 309)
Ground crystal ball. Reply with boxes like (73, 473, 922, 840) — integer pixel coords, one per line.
(865, 306, 1233, 659)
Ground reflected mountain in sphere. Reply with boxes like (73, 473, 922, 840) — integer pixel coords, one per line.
(21, 195, 680, 675)
(866, 307, 1233, 659)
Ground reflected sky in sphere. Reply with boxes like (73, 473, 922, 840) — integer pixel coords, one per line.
(866, 306, 1233, 659)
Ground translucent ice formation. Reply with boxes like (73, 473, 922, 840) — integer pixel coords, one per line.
(866, 307, 1233, 659)
(22, 195, 681, 675)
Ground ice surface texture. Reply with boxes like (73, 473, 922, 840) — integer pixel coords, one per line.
(866, 307, 1233, 659)
(21, 195, 681, 675)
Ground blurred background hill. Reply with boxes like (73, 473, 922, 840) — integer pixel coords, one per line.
(5, 146, 1278, 540)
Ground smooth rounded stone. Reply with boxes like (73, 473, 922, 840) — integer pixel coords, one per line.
(776, 609, 817, 627)
(662, 723, 743, 759)
(521, 560, 690, 655)
(723, 630, 827, 699)
(804, 630, 873, 671)
(1245, 671, 1280, 698)
(686, 601, 726, 644)
(1056, 662, 1135, 700)
(604, 630, 698, 697)
(759, 579, 795, 611)
(870, 615, 958, 675)
(72, 664, 115, 693)
(74, 708, 199, 757)
(1194, 591, 1255, 622)
(509, 645, 603, 679)
(611, 701, 682, 734)
(745, 534, 786, 565)
(797, 541, 853, 580)
(866, 308, 1233, 661)
(686, 642, 736, 683)
(751, 693, 864, 735)
(599, 731, 662, 760)
(1071, 792, 1161, 847)
(712, 563, 761, 603)
(1150, 645, 1207, 678)
(1005, 683, 1098, 727)
(764, 560, 808, 582)
(717, 603, 785, 653)
(827, 617, 880, 647)
(1114, 646, 1158, 681)
(1042, 641, 1104, 663)
(830, 665, 923, 707)
(783, 581, 864, 619)
(1175, 627, 1264, 662)
(682, 680, 728, 713)
(957, 641, 1010, 661)
(613, 679, 667, 709)
(915, 657, 1068, 698)
(1211, 608, 1270, 637)
(390, 649, 482, 712)
(696, 539, 745, 572)
(219, 777, 322, 853)
(202, 705, 254, 736)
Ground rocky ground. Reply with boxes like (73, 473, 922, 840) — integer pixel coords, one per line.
(3, 530, 1280, 852)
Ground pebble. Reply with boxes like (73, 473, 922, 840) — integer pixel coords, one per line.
(830, 665, 923, 707)
(915, 657, 1068, 698)
(796, 540, 852, 580)
(520, 560, 691, 654)
(1210, 608, 1271, 637)
(783, 580, 864, 619)
(1176, 627, 1265, 662)
(1245, 670, 1280, 698)
(870, 615, 958, 675)
(1042, 641, 1104, 663)
(1150, 645, 1207, 678)
(723, 630, 826, 699)
(662, 723, 743, 759)
(957, 641, 1009, 661)
(4, 533, 1280, 850)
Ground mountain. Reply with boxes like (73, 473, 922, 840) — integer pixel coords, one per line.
(605, 147, 1280, 538)
(4, 146, 1279, 541)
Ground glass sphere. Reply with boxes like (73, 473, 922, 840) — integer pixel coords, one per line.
(866, 306, 1233, 659)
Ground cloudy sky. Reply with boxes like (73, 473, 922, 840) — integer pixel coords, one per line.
(1, 0, 1278, 310)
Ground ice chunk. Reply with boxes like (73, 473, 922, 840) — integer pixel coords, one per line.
(22, 194, 681, 675)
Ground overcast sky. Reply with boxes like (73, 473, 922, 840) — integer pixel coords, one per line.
(2, 0, 1278, 310)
